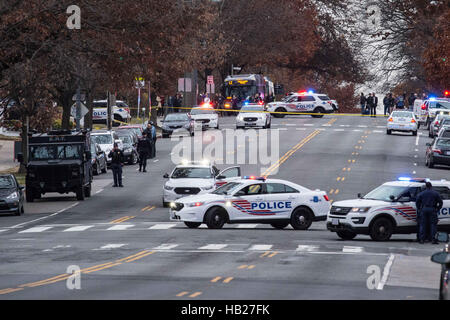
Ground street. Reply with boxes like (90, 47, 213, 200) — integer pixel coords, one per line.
(0, 114, 443, 300)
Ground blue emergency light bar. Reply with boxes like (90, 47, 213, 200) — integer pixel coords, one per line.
(244, 176, 266, 181)
(398, 177, 428, 183)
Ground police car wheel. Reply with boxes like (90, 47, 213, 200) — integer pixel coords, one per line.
(369, 217, 394, 241)
(412, 130, 417, 136)
(205, 207, 227, 229)
(311, 107, 325, 118)
(336, 231, 357, 240)
(270, 222, 289, 229)
(184, 222, 201, 229)
(273, 108, 286, 118)
(386, 129, 392, 135)
(290, 207, 313, 230)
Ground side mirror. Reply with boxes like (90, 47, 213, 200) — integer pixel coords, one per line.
(426, 143, 431, 147)
(216, 175, 226, 180)
(437, 232, 449, 243)
(357, 193, 362, 199)
(17, 153, 23, 164)
(431, 252, 450, 264)
(389, 195, 396, 201)
(163, 173, 169, 178)
(397, 196, 410, 202)
(19, 185, 25, 190)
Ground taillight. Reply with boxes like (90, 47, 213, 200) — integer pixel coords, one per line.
(411, 119, 416, 123)
(324, 195, 329, 201)
(433, 149, 442, 154)
(435, 121, 439, 126)
(388, 118, 393, 122)
(421, 105, 427, 110)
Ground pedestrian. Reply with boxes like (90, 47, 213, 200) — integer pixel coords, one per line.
(383, 93, 391, 116)
(408, 93, 416, 111)
(416, 182, 443, 244)
(360, 93, 366, 115)
(366, 93, 374, 117)
(137, 132, 151, 172)
(173, 93, 181, 113)
(108, 143, 124, 187)
(372, 92, 378, 117)
(395, 94, 405, 109)
(143, 122, 157, 158)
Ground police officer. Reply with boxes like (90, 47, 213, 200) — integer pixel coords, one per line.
(137, 132, 151, 172)
(144, 122, 157, 158)
(108, 143, 124, 187)
(416, 182, 443, 244)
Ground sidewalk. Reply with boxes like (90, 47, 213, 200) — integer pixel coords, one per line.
(0, 140, 18, 171)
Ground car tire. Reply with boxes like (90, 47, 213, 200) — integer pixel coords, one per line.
(101, 163, 107, 173)
(14, 207, 21, 216)
(26, 189, 34, 203)
(369, 217, 394, 241)
(386, 129, 392, 135)
(428, 158, 434, 168)
(205, 207, 227, 229)
(270, 222, 290, 229)
(128, 154, 134, 165)
(84, 184, 92, 198)
(163, 200, 170, 208)
(184, 222, 201, 229)
(273, 108, 286, 118)
(76, 186, 85, 201)
(336, 230, 357, 240)
(311, 107, 325, 118)
(290, 207, 313, 230)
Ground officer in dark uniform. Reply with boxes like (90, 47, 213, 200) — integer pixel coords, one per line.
(108, 143, 124, 187)
(137, 132, 151, 172)
(143, 122, 156, 158)
(416, 182, 443, 244)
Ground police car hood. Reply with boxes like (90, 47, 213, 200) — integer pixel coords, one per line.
(191, 114, 216, 120)
(176, 193, 223, 204)
(332, 198, 389, 207)
(238, 112, 265, 118)
(166, 178, 214, 188)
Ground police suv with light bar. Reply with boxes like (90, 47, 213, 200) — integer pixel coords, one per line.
(327, 178, 450, 241)
(169, 176, 330, 229)
(267, 91, 336, 118)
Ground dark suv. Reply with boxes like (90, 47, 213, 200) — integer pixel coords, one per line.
(18, 130, 93, 201)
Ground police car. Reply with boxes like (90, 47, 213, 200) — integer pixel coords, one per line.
(190, 105, 219, 130)
(236, 104, 271, 129)
(163, 161, 241, 207)
(327, 178, 450, 241)
(267, 91, 336, 118)
(169, 176, 330, 229)
(422, 98, 450, 129)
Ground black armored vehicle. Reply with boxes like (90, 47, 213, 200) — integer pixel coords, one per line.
(18, 130, 93, 201)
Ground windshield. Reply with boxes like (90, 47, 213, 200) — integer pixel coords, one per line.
(429, 101, 450, 109)
(118, 135, 132, 144)
(437, 139, 450, 147)
(0, 176, 15, 189)
(240, 106, 264, 112)
(442, 120, 450, 126)
(164, 114, 189, 122)
(30, 144, 82, 161)
(363, 185, 413, 202)
(212, 182, 242, 195)
(392, 111, 413, 118)
(318, 95, 331, 101)
(171, 167, 213, 179)
(224, 85, 256, 100)
(191, 108, 216, 115)
(91, 134, 112, 145)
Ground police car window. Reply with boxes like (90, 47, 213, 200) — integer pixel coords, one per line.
(212, 182, 241, 195)
(220, 167, 239, 178)
(236, 184, 264, 196)
(434, 187, 450, 200)
(392, 111, 413, 118)
(363, 185, 413, 202)
(317, 95, 331, 101)
(92, 134, 112, 144)
(300, 96, 315, 102)
(266, 183, 285, 193)
(171, 167, 213, 179)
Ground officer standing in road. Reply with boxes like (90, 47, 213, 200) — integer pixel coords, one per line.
(108, 143, 124, 187)
(416, 182, 443, 244)
(137, 132, 151, 172)
(144, 122, 157, 158)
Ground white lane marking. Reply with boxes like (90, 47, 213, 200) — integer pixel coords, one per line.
(153, 159, 159, 162)
(19, 226, 53, 233)
(376, 126, 385, 128)
(198, 244, 228, 250)
(414, 155, 418, 158)
(342, 246, 363, 253)
(296, 128, 306, 131)
(107, 224, 134, 231)
(63, 225, 94, 232)
(297, 245, 319, 252)
(358, 125, 368, 128)
(415, 134, 420, 146)
(373, 130, 383, 133)
(334, 129, 345, 132)
(322, 124, 332, 127)
(236, 224, 259, 228)
(286, 124, 296, 126)
(0, 229, 6, 233)
(413, 171, 416, 174)
(149, 224, 177, 230)
(10, 203, 79, 229)
(415, 149, 419, 152)
(414, 163, 417, 166)
(249, 244, 273, 251)
(279, 128, 288, 131)
(97, 244, 127, 250)
(353, 129, 362, 132)
(319, 128, 326, 131)
(95, 188, 104, 194)
(340, 125, 350, 127)
(153, 244, 179, 250)
(303, 124, 314, 126)
(377, 254, 395, 290)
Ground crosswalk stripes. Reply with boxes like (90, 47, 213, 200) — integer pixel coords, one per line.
(153, 244, 179, 250)
(148, 224, 177, 230)
(63, 225, 94, 232)
(296, 245, 319, 252)
(249, 244, 273, 251)
(342, 246, 363, 253)
(198, 244, 228, 250)
(107, 224, 135, 231)
(19, 226, 52, 233)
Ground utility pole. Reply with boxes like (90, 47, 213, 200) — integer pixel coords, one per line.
(75, 83, 81, 131)
(107, 91, 112, 130)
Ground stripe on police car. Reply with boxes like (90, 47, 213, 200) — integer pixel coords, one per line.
(198, 244, 228, 250)
(249, 244, 273, 251)
(63, 225, 94, 232)
(149, 224, 177, 230)
(107, 224, 135, 231)
(19, 226, 53, 233)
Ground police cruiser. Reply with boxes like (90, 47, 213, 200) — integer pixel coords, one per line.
(327, 178, 450, 241)
(236, 104, 271, 129)
(163, 161, 241, 207)
(190, 105, 219, 130)
(267, 91, 336, 118)
(169, 176, 330, 229)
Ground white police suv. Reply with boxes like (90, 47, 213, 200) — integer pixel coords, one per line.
(267, 91, 336, 118)
(327, 178, 450, 241)
(169, 176, 330, 229)
(163, 161, 241, 207)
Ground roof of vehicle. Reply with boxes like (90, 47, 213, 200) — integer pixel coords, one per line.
(383, 179, 450, 187)
(90, 130, 115, 135)
(117, 125, 142, 128)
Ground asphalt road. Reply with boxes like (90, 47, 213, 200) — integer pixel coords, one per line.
(0, 113, 445, 300)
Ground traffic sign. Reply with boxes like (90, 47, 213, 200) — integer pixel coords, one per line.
(70, 103, 89, 118)
(207, 75, 214, 85)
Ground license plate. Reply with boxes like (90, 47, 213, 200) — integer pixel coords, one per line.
(332, 218, 339, 226)
(245, 123, 256, 126)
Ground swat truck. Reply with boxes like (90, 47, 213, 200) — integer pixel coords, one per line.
(18, 130, 93, 202)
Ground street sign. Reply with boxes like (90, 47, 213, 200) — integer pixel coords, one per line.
(70, 103, 89, 118)
(207, 75, 214, 85)
(178, 78, 192, 92)
(72, 94, 86, 101)
(135, 77, 145, 88)
(206, 83, 215, 94)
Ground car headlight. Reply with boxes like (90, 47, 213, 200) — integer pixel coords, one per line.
(237, 115, 244, 121)
(164, 185, 174, 191)
(186, 202, 204, 207)
(6, 191, 18, 200)
(351, 207, 370, 213)
(201, 185, 214, 190)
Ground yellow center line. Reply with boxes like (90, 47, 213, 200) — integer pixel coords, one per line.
(176, 291, 189, 297)
(0, 288, 24, 295)
(223, 277, 233, 283)
(237, 265, 248, 270)
(335, 189, 340, 194)
(247, 265, 255, 269)
(189, 292, 202, 298)
(260, 251, 271, 258)
(141, 206, 150, 211)
(121, 251, 155, 263)
(211, 276, 222, 283)
(268, 251, 278, 258)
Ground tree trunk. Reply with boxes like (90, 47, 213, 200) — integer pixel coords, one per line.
(61, 93, 72, 130)
(18, 114, 28, 174)
(85, 90, 93, 130)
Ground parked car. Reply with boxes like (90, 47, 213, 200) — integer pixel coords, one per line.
(0, 174, 24, 216)
(429, 114, 450, 138)
(431, 232, 450, 300)
(90, 142, 107, 175)
(116, 131, 139, 165)
(426, 138, 450, 168)
(116, 125, 144, 139)
(90, 130, 119, 165)
(161, 113, 194, 138)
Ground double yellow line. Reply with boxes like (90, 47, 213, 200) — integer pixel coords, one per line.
(0, 250, 155, 295)
(262, 130, 320, 177)
(111, 216, 135, 223)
